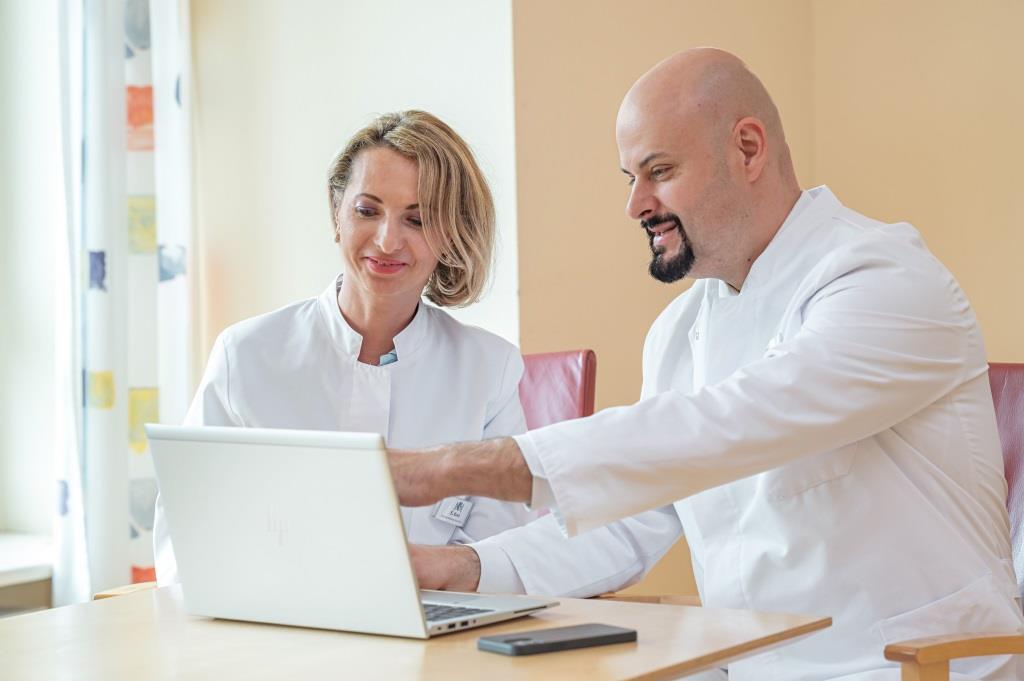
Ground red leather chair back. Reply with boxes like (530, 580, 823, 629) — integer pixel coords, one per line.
(989, 363, 1024, 599)
(519, 350, 597, 429)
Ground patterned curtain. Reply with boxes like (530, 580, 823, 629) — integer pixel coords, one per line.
(55, 0, 193, 602)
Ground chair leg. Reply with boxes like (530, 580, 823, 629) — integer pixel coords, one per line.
(901, 660, 949, 681)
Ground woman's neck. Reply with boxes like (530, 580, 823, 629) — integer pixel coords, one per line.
(337, 279, 420, 365)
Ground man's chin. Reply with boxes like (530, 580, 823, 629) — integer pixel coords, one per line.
(649, 250, 694, 283)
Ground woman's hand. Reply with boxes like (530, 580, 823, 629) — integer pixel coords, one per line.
(409, 544, 481, 592)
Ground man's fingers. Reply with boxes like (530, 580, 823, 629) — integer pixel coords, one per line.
(409, 545, 481, 592)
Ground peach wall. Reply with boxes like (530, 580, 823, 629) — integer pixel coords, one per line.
(811, 0, 1024, 362)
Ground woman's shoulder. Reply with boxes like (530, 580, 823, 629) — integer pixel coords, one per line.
(420, 304, 519, 358)
(217, 296, 322, 354)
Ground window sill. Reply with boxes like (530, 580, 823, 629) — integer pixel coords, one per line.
(0, 533, 52, 588)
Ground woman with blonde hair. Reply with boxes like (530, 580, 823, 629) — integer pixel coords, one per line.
(153, 111, 531, 585)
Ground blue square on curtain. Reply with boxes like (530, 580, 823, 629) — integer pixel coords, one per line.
(57, 480, 69, 516)
(88, 250, 107, 291)
(158, 244, 187, 282)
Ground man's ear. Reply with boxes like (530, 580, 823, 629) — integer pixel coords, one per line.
(734, 116, 768, 183)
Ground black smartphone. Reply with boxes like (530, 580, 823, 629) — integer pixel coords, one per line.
(477, 623, 637, 656)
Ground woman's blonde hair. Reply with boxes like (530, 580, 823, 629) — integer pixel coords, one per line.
(326, 110, 495, 308)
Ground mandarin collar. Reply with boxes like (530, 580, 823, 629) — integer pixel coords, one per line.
(316, 274, 431, 362)
(713, 185, 841, 300)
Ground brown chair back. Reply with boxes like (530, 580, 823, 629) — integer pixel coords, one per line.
(519, 350, 597, 429)
(989, 362, 1024, 600)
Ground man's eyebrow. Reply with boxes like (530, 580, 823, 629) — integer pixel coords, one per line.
(620, 152, 670, 175)
(638, 152, 669, 169)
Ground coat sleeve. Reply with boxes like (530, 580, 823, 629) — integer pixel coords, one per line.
(451, 347, 533, 545)
(518, 250, 977, 536)
(472, 505, 683, 596)
(153, 334, 242, 585)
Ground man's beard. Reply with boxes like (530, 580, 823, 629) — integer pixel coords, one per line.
(643, 213, 694, 283)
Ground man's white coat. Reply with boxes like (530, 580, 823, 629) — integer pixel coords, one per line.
(477, 187, 1023, 681)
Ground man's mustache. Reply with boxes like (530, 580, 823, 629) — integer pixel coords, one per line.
(641, 213, 683, 233)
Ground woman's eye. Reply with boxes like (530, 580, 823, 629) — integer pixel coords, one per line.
(355, 205, 375, 218)
(626, 176, 636, 186)
(408, 216, 423, 228)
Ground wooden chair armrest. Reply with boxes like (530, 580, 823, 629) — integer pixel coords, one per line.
(594, 592, 702, 607)
(93, 581, 157, 600)
(884, 633, 1024, 681)
(885, 632, 1024, 664)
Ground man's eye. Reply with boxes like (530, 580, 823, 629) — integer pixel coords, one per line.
(626, 176, 636, 186)
(651, 167, 667, 179)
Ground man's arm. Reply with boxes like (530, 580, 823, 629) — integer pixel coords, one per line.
(389, 437, 532, 508)
(394, 249, 977, 539)
(410, 506, 684, 597)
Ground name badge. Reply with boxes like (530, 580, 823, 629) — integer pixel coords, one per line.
(432, 496, 474, 528)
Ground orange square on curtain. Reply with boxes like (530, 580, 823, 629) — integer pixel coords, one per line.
(132, 565, 157, 584)
(126, 85, 154, 151)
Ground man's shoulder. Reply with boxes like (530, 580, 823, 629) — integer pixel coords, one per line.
(814, 209, 946, 288)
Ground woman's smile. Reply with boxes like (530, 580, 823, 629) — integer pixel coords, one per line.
(364, 256, 408, 275)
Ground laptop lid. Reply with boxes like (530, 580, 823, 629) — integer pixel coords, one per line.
(147, 424, 429, 638)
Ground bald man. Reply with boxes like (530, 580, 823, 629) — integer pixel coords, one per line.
(390, 49, 1022, 680)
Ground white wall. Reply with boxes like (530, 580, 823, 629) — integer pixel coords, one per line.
(0, 0, 62, 534)
(191, 0, 520, 361)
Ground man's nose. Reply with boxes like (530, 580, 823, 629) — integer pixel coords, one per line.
(626, 181, 656, 221)
(375, 217, 403, 253)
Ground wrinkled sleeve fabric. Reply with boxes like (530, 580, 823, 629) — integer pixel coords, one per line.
(481, 349, 528, 441)
(153, 334, 241, 586)
(521, 250, 974, 536)
(472, 505, 682, 596)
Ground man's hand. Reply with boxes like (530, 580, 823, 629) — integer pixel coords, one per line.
(409, 544, 482, 592)
(388, 438, 534, 507)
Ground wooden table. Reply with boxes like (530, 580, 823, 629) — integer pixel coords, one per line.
(0, 586, 830, 680)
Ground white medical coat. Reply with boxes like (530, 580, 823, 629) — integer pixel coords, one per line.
(473, 187, 1023, 681)
(154, 277, 531, 585)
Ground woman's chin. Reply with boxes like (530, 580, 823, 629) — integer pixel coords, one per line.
(351, 270, 427, 300)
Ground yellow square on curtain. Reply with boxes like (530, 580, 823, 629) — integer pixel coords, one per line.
(128, 387, 159, 454)
(85, 371, 116, 409)
(127, 195, 157, 254)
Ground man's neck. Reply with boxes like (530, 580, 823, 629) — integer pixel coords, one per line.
(724, 184, 803, 291)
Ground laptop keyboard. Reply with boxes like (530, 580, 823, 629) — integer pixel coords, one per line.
(422, 603, 495, 622)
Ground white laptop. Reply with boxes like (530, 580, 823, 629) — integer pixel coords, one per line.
(146, 424, 557, 638)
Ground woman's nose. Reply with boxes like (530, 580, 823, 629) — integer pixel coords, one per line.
(375, 217, 403, 253)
